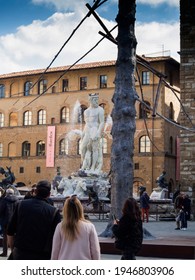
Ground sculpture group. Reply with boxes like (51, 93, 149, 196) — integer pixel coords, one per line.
(52, 93, 110, 200)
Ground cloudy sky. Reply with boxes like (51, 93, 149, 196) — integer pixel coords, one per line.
(0, 0, 180, 74)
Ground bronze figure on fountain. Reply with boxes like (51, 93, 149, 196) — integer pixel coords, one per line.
(0, 166, 15, 189)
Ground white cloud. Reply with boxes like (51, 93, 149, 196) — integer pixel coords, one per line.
(136, 21, 180, 60)
(0, 3, 180, 75)
(0, 10, 117, 74)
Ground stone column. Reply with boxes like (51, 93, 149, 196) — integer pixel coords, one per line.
(180, 0, 195, 218)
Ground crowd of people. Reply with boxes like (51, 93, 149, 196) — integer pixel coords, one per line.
(0, 180, 101, 260)
(0, 180, 145, 260)
(0, 179, 192, 260)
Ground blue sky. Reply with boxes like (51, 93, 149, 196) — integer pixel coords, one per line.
(0, 0, 180, 74)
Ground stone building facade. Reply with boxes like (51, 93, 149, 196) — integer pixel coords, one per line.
(0, 57, 180, 196)
(180, 0, 195, 217)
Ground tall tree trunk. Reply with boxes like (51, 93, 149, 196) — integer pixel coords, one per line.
(111, 0, 137, 218)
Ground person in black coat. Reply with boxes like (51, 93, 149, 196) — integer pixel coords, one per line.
(112, 197, 143, 260)
(7, 180, 61, 260)
(183, 194, 191, 221)
(174, 192, 184, 230)
(179, 194, 190, 230)
(0, 187, 6, 236)
(0, 188, 18, 257)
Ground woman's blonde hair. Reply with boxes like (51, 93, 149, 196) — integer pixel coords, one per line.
(61, 195, 87, 241)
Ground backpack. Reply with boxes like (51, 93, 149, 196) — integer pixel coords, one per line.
(114, 219, 143, 254)
(131, 220, 143, 254)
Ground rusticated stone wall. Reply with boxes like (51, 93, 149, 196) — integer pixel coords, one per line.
(180, 0, 195, 218)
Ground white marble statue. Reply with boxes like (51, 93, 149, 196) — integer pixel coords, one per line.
(150, 188, 168, 200)
(58, 177, 74, 197)
(73, 180, 87, 198)
(80, 93, 104, 174)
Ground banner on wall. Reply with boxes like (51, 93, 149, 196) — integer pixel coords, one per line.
(46, 126, 56, 167)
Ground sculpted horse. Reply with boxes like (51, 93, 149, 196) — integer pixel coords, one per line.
(73, 180, 87, 198)
(57, 177, 74, 197)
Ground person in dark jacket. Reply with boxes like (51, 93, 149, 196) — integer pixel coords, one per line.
(180, 194, 191, 230)
(183, 194, 191, 221)
(7, 180, 61, 260)
(174, 191, 184, 230)
(0, 187, 6, 236)
(0, 188, 18, 257)
(139, 186, 150, 223)
(112, 197, 143, 260)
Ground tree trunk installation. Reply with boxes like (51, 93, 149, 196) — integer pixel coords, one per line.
(111, 0, 137, 218)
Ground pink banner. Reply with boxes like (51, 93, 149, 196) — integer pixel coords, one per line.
(46, 126, 56, 167)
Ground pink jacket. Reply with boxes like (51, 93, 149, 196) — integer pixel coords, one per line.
(51, 220, 101, 260)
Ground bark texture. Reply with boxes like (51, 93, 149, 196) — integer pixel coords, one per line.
(111, 0, 137, 218)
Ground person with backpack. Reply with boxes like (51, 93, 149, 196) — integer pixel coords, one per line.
(112, 197, 143, 260)
(0, 188, 18, 257)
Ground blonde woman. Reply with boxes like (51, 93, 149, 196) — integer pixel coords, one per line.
(51, 195, 100, 260)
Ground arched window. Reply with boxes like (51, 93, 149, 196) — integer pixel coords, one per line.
(0, 112, 4, 127)
(24, 81, 32, 96)
(22, 141, 31, 156)
(10, 82, 18, 97)
(38, 79, 47, 95)
(23, 111, 32, 126)
(0, 84, 5, 98)
(59, 138, 69, 155)
(0, 143, 3, 157)
(139, 101, 151, 119)
(36, 141, 45, 156)
(9, 112, 18, 126)
(169, 102, 174, 120)
(60, 107, 70, 123)
(139, 135, 150, 153)
(38, 109, 46, 125)
(8, 142, 16, 157)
